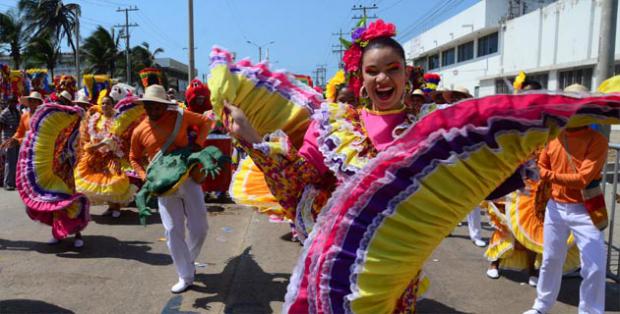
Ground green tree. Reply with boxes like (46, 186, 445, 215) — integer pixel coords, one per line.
(81, 26, 121, 76)
(18, 0, 80, 65)
(0, 10, 29, 69)
(117, 42, 164, 85)
(23, 36, 61, 78)
(132, 42, 164, 69)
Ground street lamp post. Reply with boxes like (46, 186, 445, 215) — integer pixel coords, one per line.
(246, 40, 275, 62)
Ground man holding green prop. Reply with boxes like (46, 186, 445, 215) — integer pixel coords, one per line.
(130, 85, 227, 294)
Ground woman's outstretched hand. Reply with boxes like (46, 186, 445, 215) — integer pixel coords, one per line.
(223, 101, 262, 144)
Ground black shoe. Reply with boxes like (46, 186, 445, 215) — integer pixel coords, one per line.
(4, 186, 15, 191)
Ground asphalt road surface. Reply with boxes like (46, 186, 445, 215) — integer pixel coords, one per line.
(1, 189, 618, 313)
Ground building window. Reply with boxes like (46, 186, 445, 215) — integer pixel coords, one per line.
(428, 54, 440, 70)
(441, 48, 455, 67)
(414, 57, 426, 70)
(478, 32, 498, 57)
(559, 68, 593, 90)
(458, 41, 474, 62)
(495, 73, 549, 94)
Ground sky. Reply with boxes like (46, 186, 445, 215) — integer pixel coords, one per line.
(0, 0, 479, 80)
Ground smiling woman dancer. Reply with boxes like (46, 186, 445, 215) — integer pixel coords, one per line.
(74, 95, 137, 218)
(209, 19, 620, 313)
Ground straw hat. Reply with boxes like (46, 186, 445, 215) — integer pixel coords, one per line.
(19, 91, 44, 105)
(452, 86, 471, 97)
(411, 89, 426, 99)
(73, 95, 91, 106)
(134, 85, 176, 106)
(563, 83, 589, 93)
(59, 90, 73, 101)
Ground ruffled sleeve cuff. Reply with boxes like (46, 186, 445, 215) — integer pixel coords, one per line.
(249, 129, 291, 158)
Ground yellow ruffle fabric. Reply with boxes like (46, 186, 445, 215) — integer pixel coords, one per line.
(229, 156, 285, 216)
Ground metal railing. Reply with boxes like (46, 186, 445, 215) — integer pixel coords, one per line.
(602, 144, 620, 282)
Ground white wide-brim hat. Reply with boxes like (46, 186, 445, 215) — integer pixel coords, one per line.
(133, 84, 176, 106)
(59, 90, 73, 101)
(564, 83, 589, 93)
(19, 91, 44, 104)
(73, 95, 91, 105)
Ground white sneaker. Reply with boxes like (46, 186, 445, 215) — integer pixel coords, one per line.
(112, 210, 121, 218)
(47, 237, 60, 245)
(523, 309, 543, 314)
(73, 238, 84, 248)
(170, 279, 192, 293)
(473, 239, 487, 247)
(528, 276, 538, 287)
(486, 268, 500, 279)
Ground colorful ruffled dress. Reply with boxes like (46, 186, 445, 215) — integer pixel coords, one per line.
(208, 47, 620, 313)
(484, 179, 580, 273)
(73, 104, 137, 205)
(16, 103, 90, 240)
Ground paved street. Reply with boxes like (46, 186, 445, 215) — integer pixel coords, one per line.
(0, 189, 618, 314)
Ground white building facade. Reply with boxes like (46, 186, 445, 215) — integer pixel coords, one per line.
(402, 0, 620, 97)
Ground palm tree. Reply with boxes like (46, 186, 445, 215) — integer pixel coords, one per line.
(0, 10, 29, 69)
(18, 0, 80, 53)
(24, 36, 61, 78)
(122, 42, 164, 85)
(132, 42, 164, 69)
(81, 26, 121, 76)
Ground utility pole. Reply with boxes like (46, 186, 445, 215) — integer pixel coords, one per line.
(352, 4, 378, 26)
(312, 64, 327, 87)
(594, 0, 618, 139)
(74, 6, 80, 89)
(332, 29, 350, 69)
(188, 0, 195, 82)
(246, 40, 275, 62)
(115, 6, 139, 84)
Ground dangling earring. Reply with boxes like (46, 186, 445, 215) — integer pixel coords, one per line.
(359, 86, 369, 99)
(406, 81, 413, 94)
(402, 81, 413, 103)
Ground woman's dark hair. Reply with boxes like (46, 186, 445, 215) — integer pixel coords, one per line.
(361, 37, 406, 64)
(102, 95, 115, 104)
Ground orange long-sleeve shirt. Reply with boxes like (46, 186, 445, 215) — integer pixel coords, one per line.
(538, 127, 608, 203)
(12, 111, 30, 144)
(130, 109, 213, 180)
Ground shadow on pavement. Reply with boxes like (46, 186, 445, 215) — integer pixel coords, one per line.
(555, 277, 620, 311)
(416, 299, 472, 313)
(500, 270, 619, 311)
(191, 246, 289, 313)
(0, 299, 74, 314)
(0, 236, 172, 266)
(91, 209, 162, 226)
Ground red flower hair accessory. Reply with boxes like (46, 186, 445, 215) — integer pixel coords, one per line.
(341, 19, 398, 98)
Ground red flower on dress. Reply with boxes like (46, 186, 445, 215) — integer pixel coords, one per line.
(343, 45, 362, 73)
(360, 19, 396, 42)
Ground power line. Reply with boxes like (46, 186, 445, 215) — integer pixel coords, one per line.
(352, 3, 378, 26)
(332, 29, 350, 69)
(397, 0, 462, 41)
(136, 11, 183, 48)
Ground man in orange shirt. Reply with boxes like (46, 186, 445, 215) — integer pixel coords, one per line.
(1, 91, 44, 149)
(130, 85, 212, 294)
(523, 123, 608, 314)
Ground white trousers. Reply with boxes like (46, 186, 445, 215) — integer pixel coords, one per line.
(533, 199, 606, 314)
(467, 207, 482, 241)
(158, 180, 208, 282)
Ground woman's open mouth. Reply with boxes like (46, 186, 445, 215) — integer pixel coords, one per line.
(376, 86, 394, 101)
